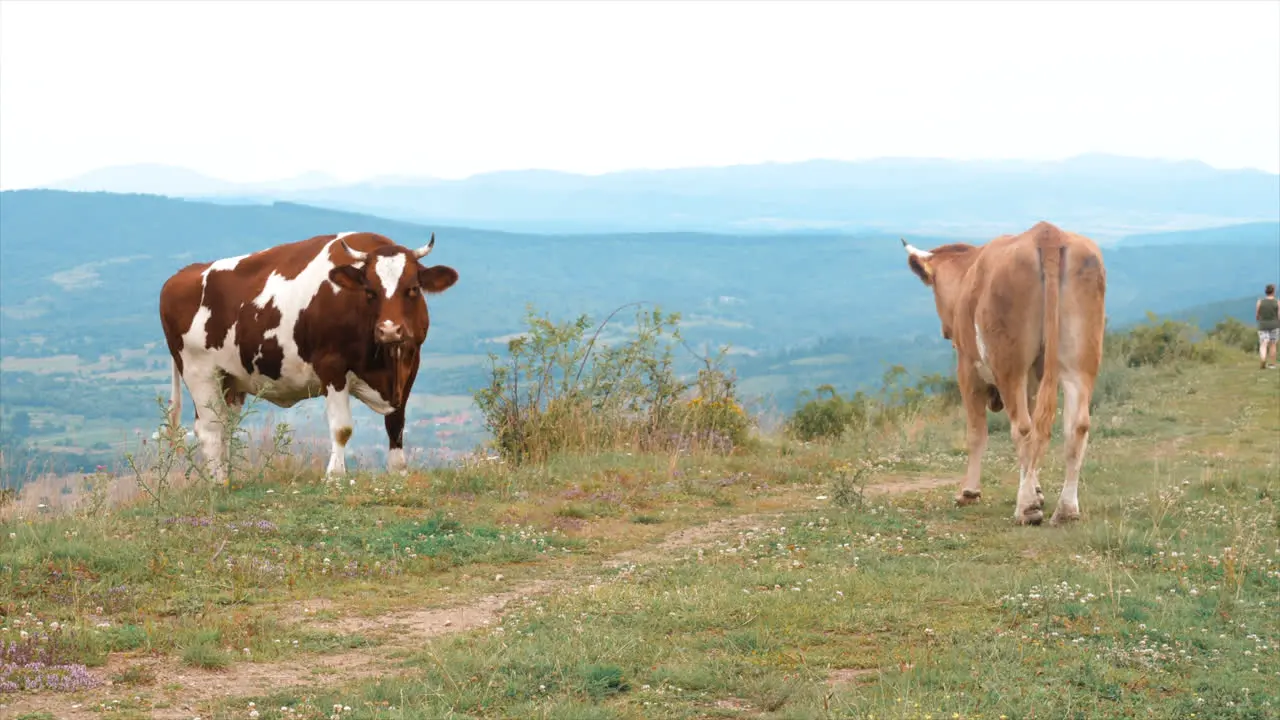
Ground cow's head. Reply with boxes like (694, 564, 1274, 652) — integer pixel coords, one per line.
(901, 238, 976, 342)
(328, 233, 459, 348)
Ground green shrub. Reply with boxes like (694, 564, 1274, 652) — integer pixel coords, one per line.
(580, 663, 629, 698)
(786, 366, 957, 443)
(1187, 336, 1231, 364)
(474, 304, 751, 465)
(180, 641, 231, 670)
(1208, 316, 1260, 354)
(1110, 312, 1227, 368)
(677, 357, 754, 452)
(786, 384, 867, 442)
(914, 372, 963, 408)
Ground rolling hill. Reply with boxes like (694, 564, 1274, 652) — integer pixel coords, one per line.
(37, 155, 1280, 239)
(1116, 221, 1280, 247)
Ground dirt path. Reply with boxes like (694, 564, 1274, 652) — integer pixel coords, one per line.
(1, 474, 954, 719)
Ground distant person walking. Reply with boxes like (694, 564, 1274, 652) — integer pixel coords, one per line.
(1257, 283, 1279, 369)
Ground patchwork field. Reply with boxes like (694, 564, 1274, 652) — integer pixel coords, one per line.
(2, 351, 1277, 719)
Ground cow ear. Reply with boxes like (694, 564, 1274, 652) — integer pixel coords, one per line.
(908, 255, 935, 286)
(329, 265, 367, 291)
(419, 265, 459, 294)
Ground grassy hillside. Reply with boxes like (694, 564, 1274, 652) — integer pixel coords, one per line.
(2, 321, 1276, 718)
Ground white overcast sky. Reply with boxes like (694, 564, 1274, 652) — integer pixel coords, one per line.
(1, 0, 1277, 188)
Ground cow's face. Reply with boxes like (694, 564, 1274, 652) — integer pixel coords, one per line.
(329, 236, 459, 348)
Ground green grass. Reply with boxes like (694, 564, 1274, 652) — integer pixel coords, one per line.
(2, 351, 1277, 719)
(181, 640, 233, 670)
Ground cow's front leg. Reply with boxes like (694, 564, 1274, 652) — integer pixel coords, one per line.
(955, 365, 988, 506)
(193, 409, 228, 485)
(185, 367, 229, 485)
(324, 383, 354, 478)
(385, 405, 408, 474)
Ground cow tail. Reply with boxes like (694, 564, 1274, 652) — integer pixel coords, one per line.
(168, 358, 183, 431)
(1032, 224, 1065, 442)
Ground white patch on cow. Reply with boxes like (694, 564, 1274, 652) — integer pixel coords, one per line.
(235, 239, 355, 402)
(973, 361, 996, 386)
(348, 372, 395, 415)
(324, 384, 353, 476)
(186, 306, 213, 347)
(973, 322, 996, 385)
(207, 253, 250, 274)
(374, 253, 406, 299)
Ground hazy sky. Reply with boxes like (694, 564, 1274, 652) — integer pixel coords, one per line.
(1, 0, 1277, 189)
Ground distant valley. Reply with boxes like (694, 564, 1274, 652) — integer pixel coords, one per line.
(0, 185, 1277, 486)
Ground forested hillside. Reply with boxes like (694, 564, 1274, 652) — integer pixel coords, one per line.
(4, 191, 1276, 362)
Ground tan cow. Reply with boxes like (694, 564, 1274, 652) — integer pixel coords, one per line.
(902, 221, 1106, 525)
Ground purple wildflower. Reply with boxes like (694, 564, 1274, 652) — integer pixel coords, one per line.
(228, 520, 278, 533)
(163, 516, 213, 527)
(0, 660, 104, 691)
(0, 629, 104, 693)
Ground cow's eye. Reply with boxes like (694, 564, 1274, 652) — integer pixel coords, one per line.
(406, 287, 419, 298)
(365, 289, 376, 301)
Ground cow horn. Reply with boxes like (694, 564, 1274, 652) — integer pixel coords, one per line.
(413, 233, 435, 260)
(339, 238, 368, 263)
(901, 238, 932, 259)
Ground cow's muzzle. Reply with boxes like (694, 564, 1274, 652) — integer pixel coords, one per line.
(376, 320, 406, 345)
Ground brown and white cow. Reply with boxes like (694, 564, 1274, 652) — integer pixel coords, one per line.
(158, 232, 459, 482)
(902, 221, 1106, 525)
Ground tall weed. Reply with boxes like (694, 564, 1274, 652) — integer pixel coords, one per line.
(474, 304, 750, 464)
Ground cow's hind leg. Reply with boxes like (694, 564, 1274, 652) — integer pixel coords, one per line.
(324, 384, 354, 478)
(1051, 371, 1093, 525)
(999, 370, 1045, 525)
(956, 366, 988, 505)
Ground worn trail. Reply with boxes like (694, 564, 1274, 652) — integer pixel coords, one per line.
(2, 475, 953, 719)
